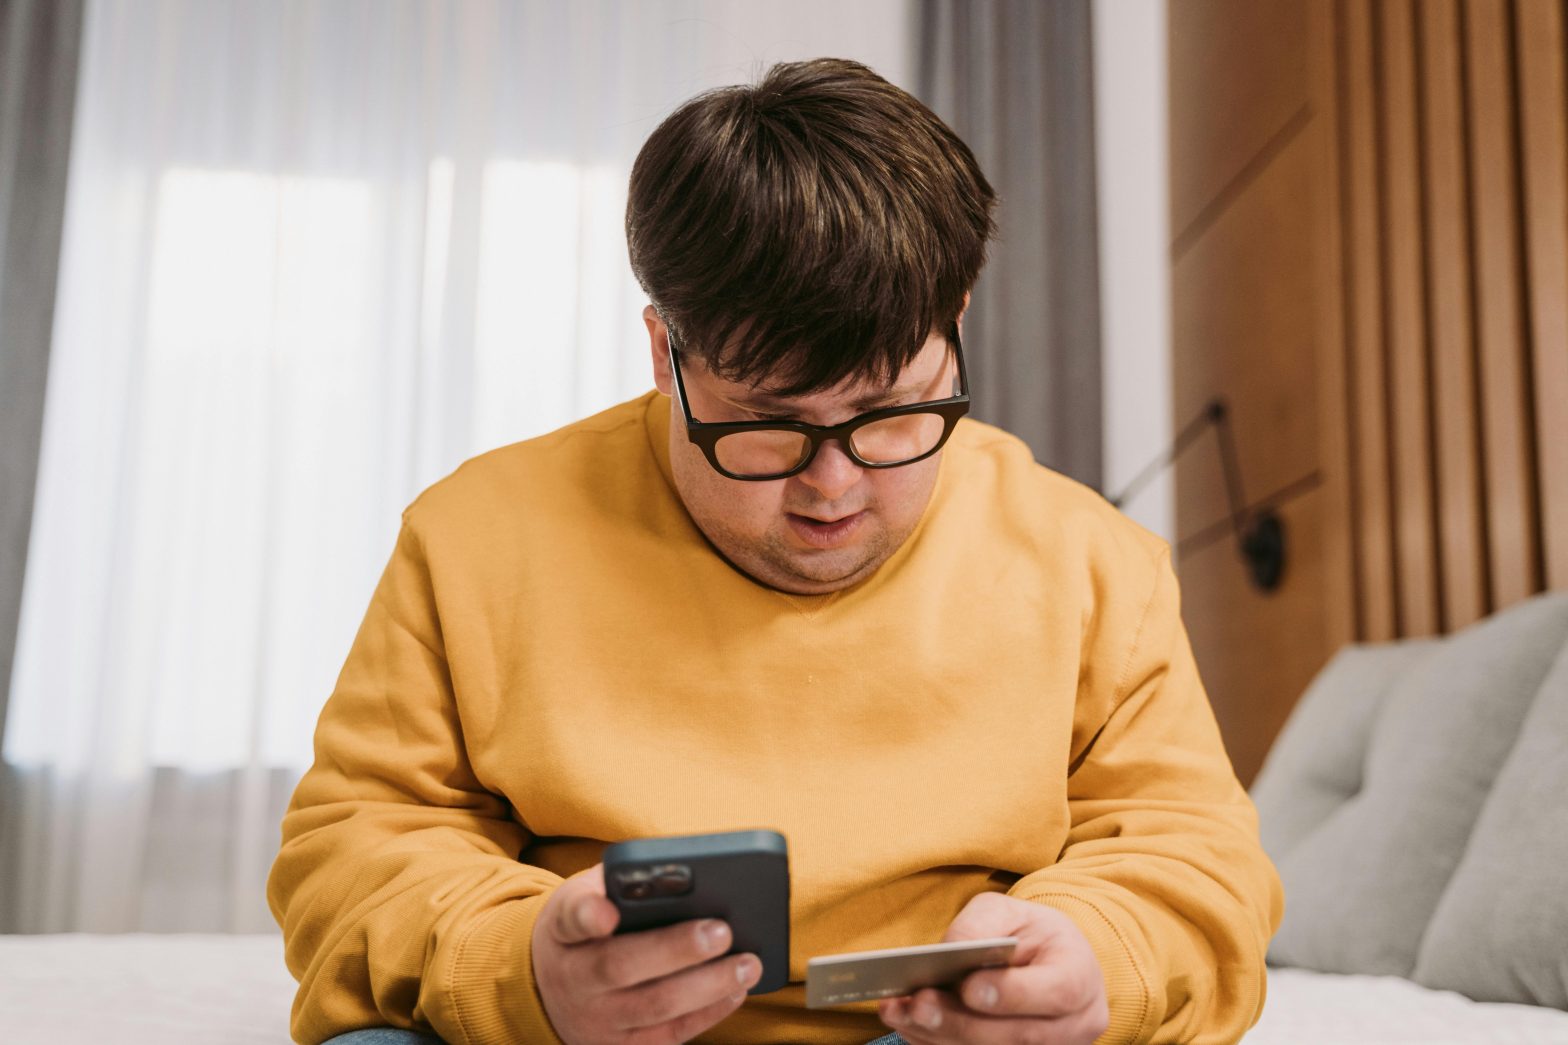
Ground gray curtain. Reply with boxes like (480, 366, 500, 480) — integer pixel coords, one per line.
(916, 0, 1102, 488)
(0, 0, 83, 756)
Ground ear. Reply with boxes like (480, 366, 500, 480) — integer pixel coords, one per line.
(645, 304, 674, 396)
(957, 291, 971, 334)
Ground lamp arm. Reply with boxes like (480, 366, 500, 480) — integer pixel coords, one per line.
(1212, 401, 1251, 544)
(1102, 398, 1318, 592)
(1107, 399, 1229, 511)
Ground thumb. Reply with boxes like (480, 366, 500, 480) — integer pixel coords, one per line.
(550, 864, 619, 945)
(940, 892, 1035, 947)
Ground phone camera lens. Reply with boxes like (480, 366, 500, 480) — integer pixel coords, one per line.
(612, 868, 654, 900)
(650, 864, 693, 897)
(612, 864, 692, 900)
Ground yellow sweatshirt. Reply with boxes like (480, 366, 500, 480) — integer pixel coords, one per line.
(268, 391, 1284, 1045)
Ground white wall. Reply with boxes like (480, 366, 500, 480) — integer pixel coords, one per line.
(1093, 0, 1173, 543)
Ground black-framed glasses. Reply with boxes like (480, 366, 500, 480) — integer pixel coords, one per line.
(665, 324, 972, 481)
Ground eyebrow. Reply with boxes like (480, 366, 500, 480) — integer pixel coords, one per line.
(741, 380, 927, 414)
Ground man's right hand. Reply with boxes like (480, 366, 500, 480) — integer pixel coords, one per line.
(532, 864, 763, 1045)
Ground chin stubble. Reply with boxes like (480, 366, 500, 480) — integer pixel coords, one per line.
(758, 519, 896, 585)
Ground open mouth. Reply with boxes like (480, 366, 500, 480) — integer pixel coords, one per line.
(786, 510, 867, 548)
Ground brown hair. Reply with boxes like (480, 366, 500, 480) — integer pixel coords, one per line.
(626, 58, 997, 397)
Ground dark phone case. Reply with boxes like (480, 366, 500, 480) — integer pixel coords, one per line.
(603, 829, 790, 995)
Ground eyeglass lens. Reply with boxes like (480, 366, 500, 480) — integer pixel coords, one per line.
(712, 411, 947, 477)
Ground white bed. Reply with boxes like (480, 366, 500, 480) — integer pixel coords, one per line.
(3, 935, 1567, 1044)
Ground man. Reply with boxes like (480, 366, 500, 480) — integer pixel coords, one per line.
(268, 58, 1283, 1045)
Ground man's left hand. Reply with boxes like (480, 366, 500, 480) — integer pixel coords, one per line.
(877, 892, 1110, 1045)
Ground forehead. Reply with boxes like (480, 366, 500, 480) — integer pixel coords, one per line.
(729, 334, 950, 410)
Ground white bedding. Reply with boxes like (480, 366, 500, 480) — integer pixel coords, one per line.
(0, 933, 295, 1042)
(1, 934, 1566, 1043)
(1245, 966, 1568, 1044)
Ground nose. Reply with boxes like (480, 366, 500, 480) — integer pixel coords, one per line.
(792, 439, 863, 502)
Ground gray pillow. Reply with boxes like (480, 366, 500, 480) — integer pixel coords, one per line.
(1413, 637, 1568, 1008)
(1259, 593, 1568, 976)
(1251, 639, 1437, 862)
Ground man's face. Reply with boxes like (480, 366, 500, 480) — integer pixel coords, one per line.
(645, 305, 960, 595)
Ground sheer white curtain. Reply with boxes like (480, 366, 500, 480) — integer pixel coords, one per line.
(2, 0, 911, 934)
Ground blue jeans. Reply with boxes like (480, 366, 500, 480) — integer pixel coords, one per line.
(322, 1031, 908, 1044)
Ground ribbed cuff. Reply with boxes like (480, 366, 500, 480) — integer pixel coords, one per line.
(1014, 891, 1154, 1045)
(428, 891, 565, 1045)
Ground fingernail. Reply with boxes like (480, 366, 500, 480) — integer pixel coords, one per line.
(736, 956, 759, 983)
(701, 920, 729, 953)
(914, 1003, 942, 1029)
(978, 984, 999, 1009)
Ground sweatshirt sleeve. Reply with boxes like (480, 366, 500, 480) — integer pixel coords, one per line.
(267, 510, 567, 1045)
(1006, 546, 1285, 1045)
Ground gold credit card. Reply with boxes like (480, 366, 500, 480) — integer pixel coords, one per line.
(805, 937, 1018, 1009)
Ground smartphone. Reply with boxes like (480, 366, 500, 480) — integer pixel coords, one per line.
(603, 828, 790, 995)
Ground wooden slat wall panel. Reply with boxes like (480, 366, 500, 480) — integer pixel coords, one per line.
(1312, 0, 1357, 656)
(1169, 0, 1311, 242)
(1172, 125, 1331, 786)
(1379, 0, 1443, 636)
(1340, 0, 1399, 641)
(1515, 0, 1568, 592)
(1329, 0, 1561, 638)
(1170, 1, 1338, 786)
(1169, 0, 1565, 778)
(1465, 0, 1544, 608)
(1420, 0, 1490, 629)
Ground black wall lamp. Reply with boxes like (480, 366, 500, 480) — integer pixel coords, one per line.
(1105, 399, 1320, 593)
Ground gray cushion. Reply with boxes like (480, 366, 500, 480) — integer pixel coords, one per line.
(1250, 639, 1438, 860)
(1413, 636, 1568, 1008)
(1254, 593, 1568, 978)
